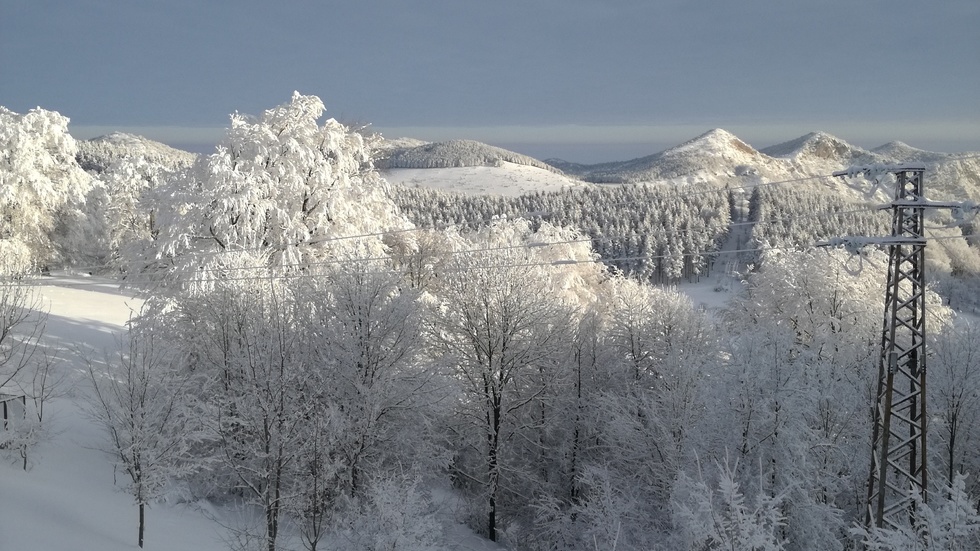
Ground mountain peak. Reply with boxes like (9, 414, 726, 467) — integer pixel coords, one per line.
(761, 131, 863, 160)
(667, 128, 758, 157)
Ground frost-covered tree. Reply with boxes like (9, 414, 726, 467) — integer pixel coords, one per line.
(285, 260, 437, 550)
(86, 156, 175, 269)
(929, 320, 980, 499)
(391, 181, 730, 284)
(194, 270, 315, 551)
(705, 249, 891, 548)
(428, 220, 580, 542)
(86, 311, 200, 548)
(335, 474, 449, 551)
(151, 92, 409, 278)
(595, 278, 715, 505)
(0, 279, 44, 390)
(526, 280, 718, 550)
(143, 251, 442, 551)
(0, 274, 51, 470)
(0, 106, 97, 268)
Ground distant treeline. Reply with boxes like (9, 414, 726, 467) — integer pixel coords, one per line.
(748, 184, 890, 250)
(391, 183, 732, 284)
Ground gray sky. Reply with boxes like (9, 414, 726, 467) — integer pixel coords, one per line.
(2, 1, 978, 162)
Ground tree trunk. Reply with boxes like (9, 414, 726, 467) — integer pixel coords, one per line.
(138, 502, 145, 548)
(266, 504, 277, 551)
(487, 400, 501, 542)
(266, 478, 281, 551)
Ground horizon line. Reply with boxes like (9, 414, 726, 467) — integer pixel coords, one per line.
(69, 121, 980, 158)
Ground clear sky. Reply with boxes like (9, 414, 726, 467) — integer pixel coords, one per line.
(2, 1, 978, 163)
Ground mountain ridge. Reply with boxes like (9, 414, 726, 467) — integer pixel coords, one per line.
(80, 129, 980, 200)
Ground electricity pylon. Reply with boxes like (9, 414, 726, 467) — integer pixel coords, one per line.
(828, 165, 966, 530)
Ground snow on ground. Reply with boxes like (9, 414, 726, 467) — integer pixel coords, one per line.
(382, 162, 588, 197)
(0, 275, 508, 551)
(0, 276, 227, 551)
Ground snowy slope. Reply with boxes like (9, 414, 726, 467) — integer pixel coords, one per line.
(382, 161, 587, 197)
(585, 129, 784, 184)
(377, 139, 560, 173)
(376, 138, 588, 197)
(870, 142, 980, 201)
(0, 277, 226, 551)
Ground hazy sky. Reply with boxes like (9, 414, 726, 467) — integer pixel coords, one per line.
(2, 1, 978, 162)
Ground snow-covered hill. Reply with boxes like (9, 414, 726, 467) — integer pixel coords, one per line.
(764, 132, 980, 201)
(377, 138, 587, 196)
(76, 132, 197, 173)
(377, 138, 560, 173)
(382, 162, 587, 197)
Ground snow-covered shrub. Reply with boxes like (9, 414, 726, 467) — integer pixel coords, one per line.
(0, 239, 32, 275)
(337, 474, 448, 551)
(672, 460, 787, 551)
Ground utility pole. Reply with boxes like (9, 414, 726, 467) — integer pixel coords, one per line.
(827, 165, 967, 530)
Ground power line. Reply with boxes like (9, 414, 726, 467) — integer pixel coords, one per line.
(65, 168, 880, 276)
(13, 229, 972, 291)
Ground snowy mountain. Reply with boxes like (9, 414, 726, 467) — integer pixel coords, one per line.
(763, 132, 980, 200)
(76, 132, 197, 173)
(872, 140, 952, 164)
(867, 142, 980, 201)
(761, 131, 870, 161)
(545, 129, 979, 200)
(73, 128, 980, 201)
(547, 129, 779, 185)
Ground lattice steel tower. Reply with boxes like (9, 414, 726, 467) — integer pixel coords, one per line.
(831, 165, 964, 529)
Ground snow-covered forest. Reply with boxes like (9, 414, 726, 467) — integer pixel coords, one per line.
(2, 95, 980, 551)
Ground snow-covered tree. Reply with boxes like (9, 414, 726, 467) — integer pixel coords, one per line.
(196, 271, 315, 551)
(151, 92, 409, 279)
(285, 260, 437, 550)
(0, 278, 45, 391)
(595, 278, 715, 505)
(0, 275, 51, 470)
(0, 106, 97, 269)
(929, 320, 980, 499)
(428, 220, 578, 542)
(335, 474, 448, 551)
(87, 156, 175, 269)
(86, 311, 200, 548)
(706, 248, 897, 548)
